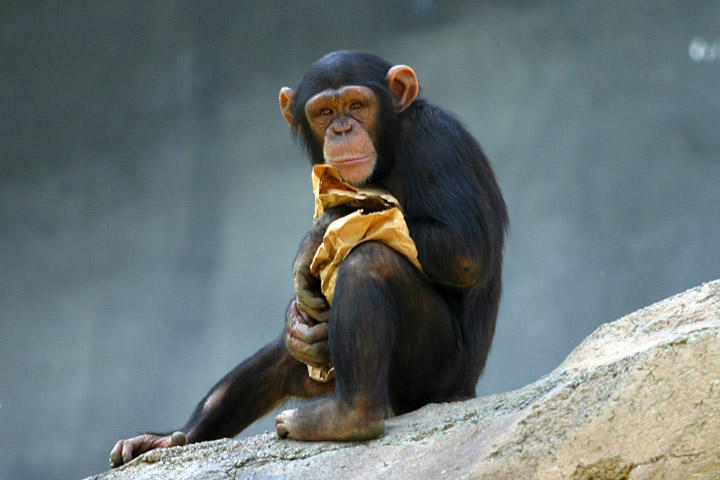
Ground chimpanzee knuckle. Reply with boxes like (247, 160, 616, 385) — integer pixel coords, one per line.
(298, 303, 318, 320)
(306, 308, 328, 323)
(295, 297, 311, 315)
(302, 294, 325, 310)
(313, 309, 330, 323)
(287, 336, 305, 355)
(296, 273, 316, 291)
(285, 317, 295, 335)
(297, 296, 325, 318)
(295, 288, 312, 304)
(121, 440, 134, 463)
(151, 433, 169, 448)
(306, 322, 329, 343)
(296, 309, 316, 327)
(109, 441, 124, 466)
(290, 322, 311, 342)
(111, 440, 122, 454)
(306, 342, 324, 359)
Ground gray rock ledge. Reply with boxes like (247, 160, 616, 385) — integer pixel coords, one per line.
(88, 279, 720, 480)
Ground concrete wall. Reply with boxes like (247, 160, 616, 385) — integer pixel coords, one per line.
(1, 1, 719, 478)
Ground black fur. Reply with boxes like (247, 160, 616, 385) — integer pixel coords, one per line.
(294, 51, 508, 397)
(179, 51, 507, 440)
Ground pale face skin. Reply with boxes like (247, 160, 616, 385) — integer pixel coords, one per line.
(304, 85, 379, 185)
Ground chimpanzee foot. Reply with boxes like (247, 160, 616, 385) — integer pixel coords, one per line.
(275, 397, 384, 441)
(109, 431, 187, 467)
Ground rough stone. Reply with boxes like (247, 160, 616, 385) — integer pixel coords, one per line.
(87, 280, 720, 480)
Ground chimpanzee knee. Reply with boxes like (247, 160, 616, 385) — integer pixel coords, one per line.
(329, 242, 464, 412)
(334, 242, 419, 295)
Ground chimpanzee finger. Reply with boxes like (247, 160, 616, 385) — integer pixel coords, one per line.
(288, 300, 315, 325)
(304, 339, 330, 364)
(109, 440, 124, 467)
(294, 275, 328, 307)
(296, 298, 330, 322)
(121, 439, 135, 465)
(286, 336, 327, 367)
(290, 320, 329, 344)
(295, 288, 328, 311)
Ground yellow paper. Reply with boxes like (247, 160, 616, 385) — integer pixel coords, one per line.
(305, 165, 423, 382)
(310, 208, 422, 304)
(312, 164, 400, 220)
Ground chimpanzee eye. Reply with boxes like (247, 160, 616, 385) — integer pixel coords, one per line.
(350, 101, 363, 110)
(319, 108, 333, 116)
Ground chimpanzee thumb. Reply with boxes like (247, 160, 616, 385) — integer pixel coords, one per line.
(170, 431, 188, 446)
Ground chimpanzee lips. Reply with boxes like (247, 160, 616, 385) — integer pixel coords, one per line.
(328, 153, 375, 165)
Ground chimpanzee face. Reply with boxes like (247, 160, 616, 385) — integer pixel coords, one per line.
(278, 62, 419, 186)
(303, 85, 380, 185)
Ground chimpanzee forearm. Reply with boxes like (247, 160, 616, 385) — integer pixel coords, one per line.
(294, 205, 357, 268)
(181, 336, 304, 442)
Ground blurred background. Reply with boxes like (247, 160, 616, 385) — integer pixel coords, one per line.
(1, 1, 719, 478)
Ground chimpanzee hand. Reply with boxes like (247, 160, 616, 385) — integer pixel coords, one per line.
(285, 299, 330, 367)
(109, 431, 187, 467)
(292, 205, 355, 322)
(293, 257, 330, 322)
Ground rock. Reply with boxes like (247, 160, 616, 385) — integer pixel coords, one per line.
(87, 280, 720, 480)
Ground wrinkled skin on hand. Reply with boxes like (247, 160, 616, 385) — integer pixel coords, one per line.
(293, 244, 330, 323)
(109, 431, 187, 467)
(285, 299, 330, 367)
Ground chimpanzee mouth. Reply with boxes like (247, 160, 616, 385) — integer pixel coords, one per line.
(329, 153, 376, 165)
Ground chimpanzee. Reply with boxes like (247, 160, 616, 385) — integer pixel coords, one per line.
(109, 50, 507, 467)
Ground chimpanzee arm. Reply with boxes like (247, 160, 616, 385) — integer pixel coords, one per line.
(293, 205, 356, 321)
(394, 102, 507, 291)
(404, 171, 506, 290)
(408, 219, 486, 289)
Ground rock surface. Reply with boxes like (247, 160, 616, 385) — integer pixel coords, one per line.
(88, 280, 720, 480)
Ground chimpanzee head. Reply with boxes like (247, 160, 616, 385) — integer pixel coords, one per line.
(278, 51, 419, 186)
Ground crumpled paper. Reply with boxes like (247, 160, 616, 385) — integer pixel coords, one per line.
(305, 165, 423, 382)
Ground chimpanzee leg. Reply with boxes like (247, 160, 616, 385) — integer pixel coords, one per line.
(110, 316, 334, 467)
(182, 335, 334, 443)
(275, 242, 463, 441)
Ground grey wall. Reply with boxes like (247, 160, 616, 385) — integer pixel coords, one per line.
(1, 1, 719, 479)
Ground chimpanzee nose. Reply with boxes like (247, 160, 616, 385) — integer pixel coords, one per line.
(332, 120, 352, 135)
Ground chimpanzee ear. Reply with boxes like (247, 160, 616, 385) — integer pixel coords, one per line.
(278, 87, 295, 127)
(386, 65, 419, 112)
